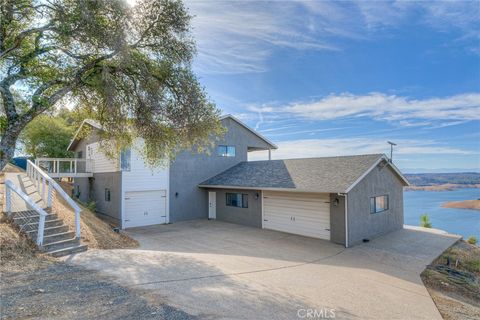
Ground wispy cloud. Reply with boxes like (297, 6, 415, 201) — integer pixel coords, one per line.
(187, 1, 480, 74)
(249, 137, 475, 161)
(251, 92, 480, 124)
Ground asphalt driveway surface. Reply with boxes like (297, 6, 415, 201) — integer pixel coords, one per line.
(66, 220, 460, 320)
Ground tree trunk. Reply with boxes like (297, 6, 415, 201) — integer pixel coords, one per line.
(0, 122, 25, 171)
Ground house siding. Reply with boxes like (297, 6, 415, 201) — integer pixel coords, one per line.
(90, 172, 122, 223)
(347, 164, 404, 246)
(330, 193, 346, 246)
(209, 188, 263, 228)
(169, 117, 273, 222)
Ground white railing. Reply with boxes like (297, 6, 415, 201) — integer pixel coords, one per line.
(35, 157, 93, 177)
(26, 160, 82, 239)
(5, 180, 48, 246)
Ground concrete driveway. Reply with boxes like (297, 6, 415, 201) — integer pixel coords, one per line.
(66, 220, 460, 320)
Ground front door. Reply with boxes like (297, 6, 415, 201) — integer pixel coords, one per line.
(208, 191, 216, 219)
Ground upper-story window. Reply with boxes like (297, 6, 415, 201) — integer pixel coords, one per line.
(370, 195, 389, 214)
(217, 145, 236, 157)
(76, 151, 83, 159)
(120, 148, 131, 171)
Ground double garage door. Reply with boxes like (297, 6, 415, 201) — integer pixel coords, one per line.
(263, 191, 331, 240)
(124, 190, 167, 228)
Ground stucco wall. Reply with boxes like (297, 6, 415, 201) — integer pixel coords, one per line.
(90, 172, 122, 223)
(330, 194, 346, 245)
(209, 189, 263, 228)
(169, 118, 273, 222)
(347, 164, 404, 246)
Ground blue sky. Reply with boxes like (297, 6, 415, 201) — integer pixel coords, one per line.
(186, 0, 480, 172)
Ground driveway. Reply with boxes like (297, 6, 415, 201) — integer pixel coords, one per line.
(66, 220, 460, 320)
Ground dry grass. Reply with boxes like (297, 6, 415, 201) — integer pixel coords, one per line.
(442, 200, 480, 210)
(422, 241, 480, 320)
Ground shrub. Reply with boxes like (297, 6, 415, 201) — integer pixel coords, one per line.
(86, 201, 96, 212)
(420, 214, 432, 228)
(467, 236, 477, 245)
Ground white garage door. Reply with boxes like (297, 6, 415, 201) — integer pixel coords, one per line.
(124, 190, 167, 228)
(263, 191, 331, 240)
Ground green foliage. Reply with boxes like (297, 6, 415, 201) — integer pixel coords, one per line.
(467, 236, 477, 245)
(420, 214, 432, 228)
(21, 115, 74, 158)
(86, 201, 96, 212)
(1, 0, 222, 169)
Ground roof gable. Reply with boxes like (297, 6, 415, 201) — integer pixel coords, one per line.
(221, 115, 277, 150)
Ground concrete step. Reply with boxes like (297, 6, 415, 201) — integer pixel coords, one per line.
(47, 244, 88, 257)
(20, 219, 64, 231)
(42, 231, 77, 245)
(13, 213, 58, 224)
(26, 225, 69, 237)
(42, 238, 80, 252)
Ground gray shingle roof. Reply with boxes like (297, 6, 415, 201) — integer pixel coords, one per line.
(199, 154, 391, 193)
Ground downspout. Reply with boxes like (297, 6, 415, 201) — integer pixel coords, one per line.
(338, 193, 348, 248)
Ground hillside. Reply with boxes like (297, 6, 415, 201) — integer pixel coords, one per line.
(405, 172, 480, 186)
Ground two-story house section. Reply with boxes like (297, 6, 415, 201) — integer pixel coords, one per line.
(66, 116, 277, 229)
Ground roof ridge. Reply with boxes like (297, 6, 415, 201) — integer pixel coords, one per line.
(248, 153, 385, 163)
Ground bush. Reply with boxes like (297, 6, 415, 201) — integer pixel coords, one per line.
(420, 214, 432, 228)
(86, 201, 96, 212)
(467, 236, 477, 245)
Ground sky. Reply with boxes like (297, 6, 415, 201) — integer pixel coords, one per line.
(185, 0, 480, 173)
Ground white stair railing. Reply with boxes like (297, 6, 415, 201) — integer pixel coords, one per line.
(5, 180, 48, 246)
(26, 160, 82, 238)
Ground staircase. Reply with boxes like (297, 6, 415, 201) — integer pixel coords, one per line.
(4, 160, 87, 257)
(10, 209, 87, 257)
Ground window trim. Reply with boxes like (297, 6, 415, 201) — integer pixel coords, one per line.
(370, 195, 389, 214)
(226, 192, 248, 208)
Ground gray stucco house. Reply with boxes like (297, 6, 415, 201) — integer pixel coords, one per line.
(67, 115, 409, 247)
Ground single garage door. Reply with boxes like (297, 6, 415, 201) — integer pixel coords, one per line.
(124, 190, 167, 228)
(263, 191, 330, 240)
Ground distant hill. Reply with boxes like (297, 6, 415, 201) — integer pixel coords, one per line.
(405, 172, 480, 186)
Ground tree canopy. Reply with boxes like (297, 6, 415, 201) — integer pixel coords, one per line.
(0, 0, 222, 169)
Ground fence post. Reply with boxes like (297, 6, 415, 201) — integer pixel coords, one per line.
(47, 182, 53, 208)
(75, 209, 81, 238)
(37, 214, 45, 246)
(5, 186, 11, 215)
(42, 176, 46, 202)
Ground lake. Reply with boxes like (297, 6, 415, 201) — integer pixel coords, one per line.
(404, 188, 480, 239)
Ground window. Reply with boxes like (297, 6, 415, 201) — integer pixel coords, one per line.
(76, 151, 83, 159)
(105, 188, 111, 202)
(217, 145, 236, 157)
(120, 148, 131, 171)
(370, 195, 389, 213)
(226, 193, 248, 208)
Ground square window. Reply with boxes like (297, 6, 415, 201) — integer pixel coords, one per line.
(370, 195, 389, 213)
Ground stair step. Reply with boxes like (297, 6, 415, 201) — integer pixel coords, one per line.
(26, 225, 69, 237)
(20, 219, 64, 231)
(13, 213, 58, 223)
(42, 231, 77, 244)
(42, 238, 80, 252)
(47, 244, 88, 257)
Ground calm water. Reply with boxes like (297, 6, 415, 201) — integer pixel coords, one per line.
(404, 188, 480, 239)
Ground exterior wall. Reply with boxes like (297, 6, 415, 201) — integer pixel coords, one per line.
(330, 194, 346, 245)
(72, 177, 90, 203)
(210, 188, 263, 228)
(121, 140, 170, 227)
(169, 117, 273, 222)
(90, 172, 122, 223)
(347, 165, 404, 246)
(86, 141, 118, 173)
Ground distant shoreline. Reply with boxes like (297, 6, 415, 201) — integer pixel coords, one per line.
(441, 200, 480, 210)
(405, 183, 480, 192)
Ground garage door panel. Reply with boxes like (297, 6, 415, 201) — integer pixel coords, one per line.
(124, 190, 167, 228)
(263, 191, 330, 240)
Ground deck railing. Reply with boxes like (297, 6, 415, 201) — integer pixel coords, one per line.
(5, 179, 49, 246)
(26, 160, 82, 239)
(35, 157, 93, 177)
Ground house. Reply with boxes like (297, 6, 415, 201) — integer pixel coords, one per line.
(65, 115, 409, 247)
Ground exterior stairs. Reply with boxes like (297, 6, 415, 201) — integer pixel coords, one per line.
(10, 209, 87, 257)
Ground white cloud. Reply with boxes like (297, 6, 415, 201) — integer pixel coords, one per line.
(248, 138, 474, 161)
(259, 92, 480, 123)
(186, 1, 480, 74)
